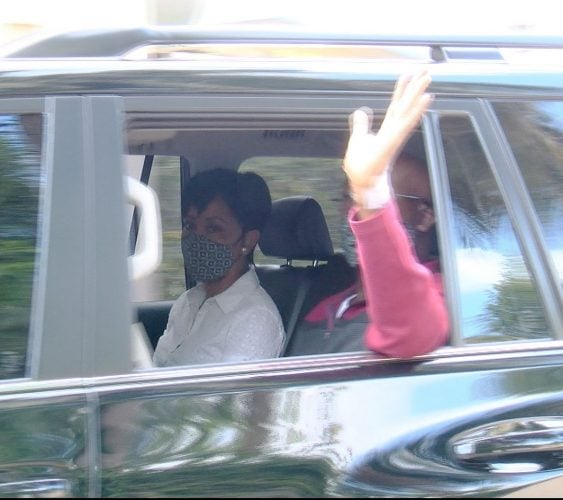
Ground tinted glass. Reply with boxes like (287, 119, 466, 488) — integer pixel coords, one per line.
(440, 113, 551, 343)
(240, 156, 346, 264)
(0, 114, 42, 379)
(125, 123, 349, 302)
(125, 154, 184, 302)
(493, 101, 563, 284)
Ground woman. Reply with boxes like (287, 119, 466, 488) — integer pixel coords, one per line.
(342, 70, 449, 357)
(288, 150, 447, 357)
(153, 168, 285, 367)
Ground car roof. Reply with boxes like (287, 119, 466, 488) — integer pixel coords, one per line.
(4, 25, 563, 58)
(1, 26, 563, 98)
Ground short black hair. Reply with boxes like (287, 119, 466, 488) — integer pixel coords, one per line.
(184, 168, 272, 232)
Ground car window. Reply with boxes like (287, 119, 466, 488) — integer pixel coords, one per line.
(0, 113, 42, 379)
(440, 113, 551, 344)
(125, 154, 184, 303)
(125, 121, 350, 305)
(124, 111, 449, 363)
(492, 101, 563, 284)
(239, 156, 346, 264)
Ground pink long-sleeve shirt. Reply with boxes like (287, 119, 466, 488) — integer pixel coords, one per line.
(348, 201, 449, 357)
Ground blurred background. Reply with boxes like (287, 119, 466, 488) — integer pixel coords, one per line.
(1, 0, 560, 48)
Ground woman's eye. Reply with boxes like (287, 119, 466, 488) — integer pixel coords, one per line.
(206, 224, 222, 234)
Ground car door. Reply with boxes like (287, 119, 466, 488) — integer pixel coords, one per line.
(93, 89, 563, 497)
(0, 95, 132, 497)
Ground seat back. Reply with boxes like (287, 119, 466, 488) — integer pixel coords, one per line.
(257, 196, 335, 354)
(259, 196, 335, 263)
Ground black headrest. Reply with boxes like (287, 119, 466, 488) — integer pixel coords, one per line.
(259, 196, 334, 261)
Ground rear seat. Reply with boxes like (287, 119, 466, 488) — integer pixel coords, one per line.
(257, 196, 356, 356)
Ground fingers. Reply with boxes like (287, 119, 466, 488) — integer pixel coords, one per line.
(414, 91, 433, 118)
(392, 73, 411, 102)
(349, 106, 373, 136)
(406, 89, 433, 131)
(401, 70, 431, 108)
(389, 72, 421, 114)
(385, 70, 432, 132)
(348, 70, 432, 144)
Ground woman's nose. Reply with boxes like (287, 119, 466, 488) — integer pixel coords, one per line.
(182, 222, 200, 237)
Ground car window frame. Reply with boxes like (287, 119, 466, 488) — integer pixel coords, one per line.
(430, 98, 563, 341)
(0, 96, 134, 381)
(0, 89, 561, 379)
(122, 92, 559, 377)
(13, 91, 561, 382)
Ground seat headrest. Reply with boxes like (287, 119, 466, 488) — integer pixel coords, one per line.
(259, 196, 334, 261)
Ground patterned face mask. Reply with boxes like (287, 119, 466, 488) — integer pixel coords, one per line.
(181, 232, 236, 283)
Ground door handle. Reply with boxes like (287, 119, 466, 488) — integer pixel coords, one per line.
(449, 417, 563, 473)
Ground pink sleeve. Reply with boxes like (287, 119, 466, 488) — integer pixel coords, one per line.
(349, 202, 449, 358)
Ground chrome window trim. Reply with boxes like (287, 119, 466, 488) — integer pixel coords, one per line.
(2, 339, 563, 394)
(81, 340, 563, 392)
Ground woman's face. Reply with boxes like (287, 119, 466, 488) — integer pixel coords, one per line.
(181, 195, 260, 287)
(183, 196, 243, 245)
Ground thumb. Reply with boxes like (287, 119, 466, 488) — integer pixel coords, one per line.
(349, 106, 373, 136)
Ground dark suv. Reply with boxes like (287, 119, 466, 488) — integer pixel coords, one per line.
(1, 26, 562, 497)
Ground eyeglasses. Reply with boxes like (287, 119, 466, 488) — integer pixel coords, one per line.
(395, 193, 432, 208)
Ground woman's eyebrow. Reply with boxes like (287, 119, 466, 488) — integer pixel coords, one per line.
(203, 215, 229, 225)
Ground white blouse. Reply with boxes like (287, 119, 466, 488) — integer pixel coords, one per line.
(153, 267, 285, 367)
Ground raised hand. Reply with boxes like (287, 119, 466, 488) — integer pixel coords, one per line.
(343, 71, 433, 199)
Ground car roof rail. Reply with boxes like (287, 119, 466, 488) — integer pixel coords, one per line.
(4, 25, 563, 63)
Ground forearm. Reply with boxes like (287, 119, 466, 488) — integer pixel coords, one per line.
(350, 203, 449, 357)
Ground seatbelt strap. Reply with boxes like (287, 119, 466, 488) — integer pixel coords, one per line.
(282, 270, 313, 355)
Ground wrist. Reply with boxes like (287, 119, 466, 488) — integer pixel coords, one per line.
(350, 170, 391, 210)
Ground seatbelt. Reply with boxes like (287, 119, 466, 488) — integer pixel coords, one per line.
(281, 269, 313, 355)
(129, 154, 154, 254)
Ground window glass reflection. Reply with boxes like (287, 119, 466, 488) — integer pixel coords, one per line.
(0, 114, 42, 379)
(440, 114, 551, 343)
(493, 101, 563, 284)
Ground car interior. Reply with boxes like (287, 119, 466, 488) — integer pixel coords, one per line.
(125, 115, 429, 363)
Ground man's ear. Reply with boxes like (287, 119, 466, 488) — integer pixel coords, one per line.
(243, 229, 260, 252)
(415, 206, 435, 233)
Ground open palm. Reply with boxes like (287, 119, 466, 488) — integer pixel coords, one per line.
(343, 71, 433, 193)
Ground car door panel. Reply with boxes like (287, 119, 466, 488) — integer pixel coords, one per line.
(109, 94, 563, 497)
(96, 349, 563, 497)
(0, 96, 129, 498)
(0, 385, 90, 498)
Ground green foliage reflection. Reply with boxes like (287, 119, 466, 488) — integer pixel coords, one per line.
(0, 115, 41, 379)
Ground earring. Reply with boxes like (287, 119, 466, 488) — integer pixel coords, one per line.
(242, 247, 247, 254)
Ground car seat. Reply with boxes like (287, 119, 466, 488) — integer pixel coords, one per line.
(257, 195, 356, 356)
